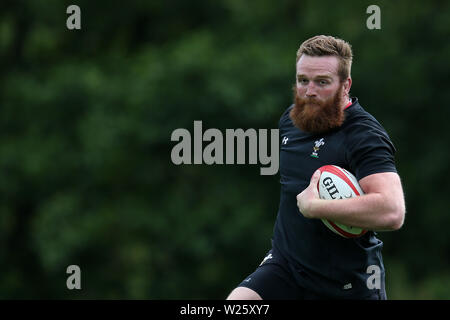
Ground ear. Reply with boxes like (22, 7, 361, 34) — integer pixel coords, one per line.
(344, 77, 352, 95)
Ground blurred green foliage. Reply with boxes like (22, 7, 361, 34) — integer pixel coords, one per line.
(0, 0, 449, 299)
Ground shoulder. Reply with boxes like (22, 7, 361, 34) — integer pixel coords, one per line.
(279, 104, 294, 128)
(341, 99, 397, 179)
(342, 99, 392, 140)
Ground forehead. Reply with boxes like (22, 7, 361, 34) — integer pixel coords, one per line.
(296, 55, 339, 77)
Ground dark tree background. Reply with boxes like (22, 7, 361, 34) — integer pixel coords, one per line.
(0, 0, 449, 299)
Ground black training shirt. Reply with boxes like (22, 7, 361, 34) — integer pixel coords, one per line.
(273, 97, 397, 298)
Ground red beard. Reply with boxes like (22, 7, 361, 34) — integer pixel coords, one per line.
(289, 85, 346, 134)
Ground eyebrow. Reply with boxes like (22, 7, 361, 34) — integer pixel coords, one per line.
(296, 74, 333, 79)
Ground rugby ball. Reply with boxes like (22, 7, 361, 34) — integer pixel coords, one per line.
(317, 165, 368, 238)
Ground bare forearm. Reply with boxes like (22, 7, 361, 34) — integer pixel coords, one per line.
(297, 171, 405, 231)
(310, 193, 402, 231)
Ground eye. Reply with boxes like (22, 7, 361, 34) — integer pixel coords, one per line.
(318, 79, 329, 86)
(297, 78, 309, 85)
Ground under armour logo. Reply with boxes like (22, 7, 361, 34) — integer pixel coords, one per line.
(343, 283, 352, 290)
(282, 137, 289, 145)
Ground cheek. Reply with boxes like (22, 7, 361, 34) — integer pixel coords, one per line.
(296, 85, 306, 96)
(319, 86, 340, 99)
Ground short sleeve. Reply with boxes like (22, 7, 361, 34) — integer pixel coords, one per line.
(345, 122, 397, 181)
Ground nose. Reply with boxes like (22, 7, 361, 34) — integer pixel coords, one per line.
(305, 82, 317, 97)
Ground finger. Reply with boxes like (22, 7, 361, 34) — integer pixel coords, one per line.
(310, 170, 322, 196)
(310, 169, 321, 184)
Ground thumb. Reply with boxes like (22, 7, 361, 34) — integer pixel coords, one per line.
(310, 169, 321, 184)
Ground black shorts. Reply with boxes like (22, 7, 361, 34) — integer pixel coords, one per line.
(237, 247, 387, 300)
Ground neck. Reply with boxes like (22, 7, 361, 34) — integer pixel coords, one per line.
(342, 96, 352, 110)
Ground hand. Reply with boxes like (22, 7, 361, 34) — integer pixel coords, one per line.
(296, 170, 321, 218)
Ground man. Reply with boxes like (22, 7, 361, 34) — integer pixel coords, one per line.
(227, 35, 405, 300)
